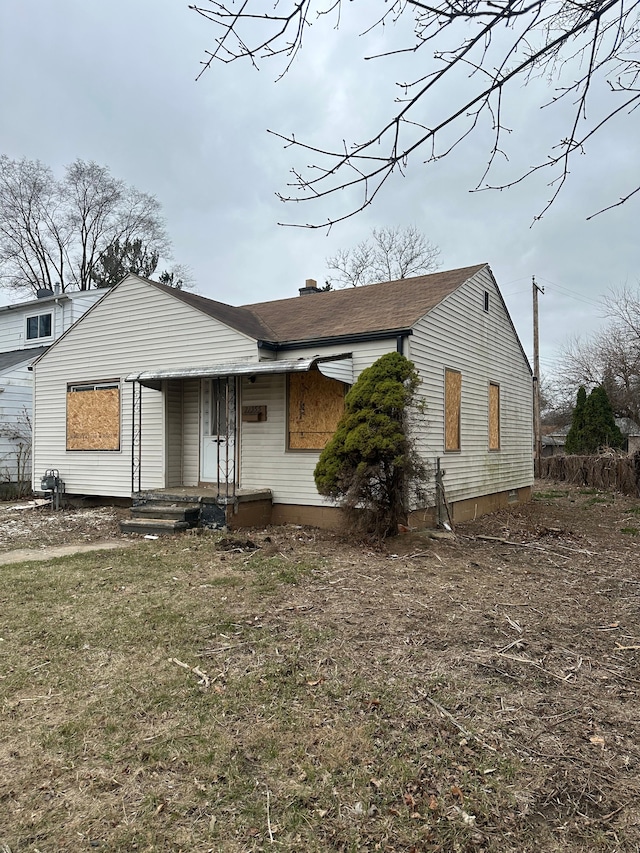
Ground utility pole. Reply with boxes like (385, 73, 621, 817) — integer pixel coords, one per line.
(532, 276, 544, 477)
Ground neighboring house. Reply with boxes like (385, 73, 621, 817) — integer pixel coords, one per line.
(616, 418, 640, 455)
(543, 418, 640, 457)
(31, 265, 533, 528)
(0, 288, 103, 489)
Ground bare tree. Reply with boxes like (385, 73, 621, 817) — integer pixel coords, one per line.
(0, 156, 173, 295)
(557, 287, 640, 422)
(603, 285, 640, 342)
(191, 0, 640, 226)
(326, 225, 441, 287)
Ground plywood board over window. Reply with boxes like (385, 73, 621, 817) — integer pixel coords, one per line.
(444, 368, 462, 452)
(288, 370, 345, 450)
(489, 382, 501, 450)
(67, 381, 120, 451)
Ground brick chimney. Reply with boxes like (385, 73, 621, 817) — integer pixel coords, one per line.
(298, 278, 321, 296)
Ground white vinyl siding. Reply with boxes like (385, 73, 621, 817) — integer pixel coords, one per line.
(408, 267, 532, 505)
(30, 269, 532, 509)
(166, 380, 183, 487)
(0, 290, 103, 352)
(182, 379, 200, 486)
(32, 276, 257, 496)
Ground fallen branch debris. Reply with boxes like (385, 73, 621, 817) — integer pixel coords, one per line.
(170, 657, 211, 689)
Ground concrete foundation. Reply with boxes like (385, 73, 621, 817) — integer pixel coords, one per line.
(99, 483, 533, 533)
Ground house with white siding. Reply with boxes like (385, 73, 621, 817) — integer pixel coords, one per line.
(31, 265, 533, 528)
(0, 288, 103, 492)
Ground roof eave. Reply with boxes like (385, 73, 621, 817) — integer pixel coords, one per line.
(259, 327, 413, 351)
(0, 294, 71, 313)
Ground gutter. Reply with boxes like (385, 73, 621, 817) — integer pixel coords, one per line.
(258, 327, 413, 352)
(0, 294, 71, 313)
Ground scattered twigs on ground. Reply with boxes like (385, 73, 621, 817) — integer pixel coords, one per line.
(415, 689, 496, 752)
(579, 805, 626, 825)
(469, 534, 594, 557)
(170, 657, 211, 688)
(266, 787, 275, 843)
(505, 614, 523, 633)
(493, 651, 578, 684)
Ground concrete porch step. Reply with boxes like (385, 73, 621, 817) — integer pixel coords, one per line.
(120, 517, 191, 535)
(130, 503, 200, 523)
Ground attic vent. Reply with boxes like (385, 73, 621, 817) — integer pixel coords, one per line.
(299, 278, 321, 296)
(36, 288, 54, 299)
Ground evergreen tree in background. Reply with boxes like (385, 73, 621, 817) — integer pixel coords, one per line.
(581, 387, 624, 453)
(90, 238, 159, 288)
(565, 385, 623, 453)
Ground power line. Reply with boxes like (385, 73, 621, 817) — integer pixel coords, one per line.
(501, 287, 530, 297)
(536, 276, 602, 307)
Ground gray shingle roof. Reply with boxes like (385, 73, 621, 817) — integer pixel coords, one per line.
(0, 346, 49, 373)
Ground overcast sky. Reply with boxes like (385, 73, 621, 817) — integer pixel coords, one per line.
(1, 0, 638, 380)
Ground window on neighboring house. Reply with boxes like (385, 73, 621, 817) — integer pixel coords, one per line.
(26, 312, 52, 340)
(489, 382, 501, 450)
(483, 291, 490, 313)
(288, 370, 345, 450)
(444, 368, 462, 452)
(66, 381, 121, 451)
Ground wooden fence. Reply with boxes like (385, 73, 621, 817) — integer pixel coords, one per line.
(539, 452, 640, 496)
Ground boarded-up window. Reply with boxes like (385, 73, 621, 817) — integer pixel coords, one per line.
(489, 382, 500, 450)
(66, 381, 120, 450)
(444, 368, 461, 452)
(288, 370, 345, 450)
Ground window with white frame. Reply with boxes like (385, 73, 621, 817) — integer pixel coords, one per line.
(26, 312, 52, 340)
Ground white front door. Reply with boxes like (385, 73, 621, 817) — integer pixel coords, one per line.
(200, 377, 236, 484)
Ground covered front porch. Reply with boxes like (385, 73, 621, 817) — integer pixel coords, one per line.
(121, 354, 353, 531)
(125, 354, 353, 496)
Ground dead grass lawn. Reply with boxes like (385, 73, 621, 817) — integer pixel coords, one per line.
(1, 483, 639, 851)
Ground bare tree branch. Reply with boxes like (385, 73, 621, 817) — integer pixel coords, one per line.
(192, 0, 640, 226)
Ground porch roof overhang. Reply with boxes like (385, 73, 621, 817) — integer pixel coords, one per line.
(125, 353, 354, 389)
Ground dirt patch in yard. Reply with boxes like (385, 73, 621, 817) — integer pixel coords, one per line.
(227, 482, 640, 848)
(1, 481, 639, 851)
(0, 500, 127, 553)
